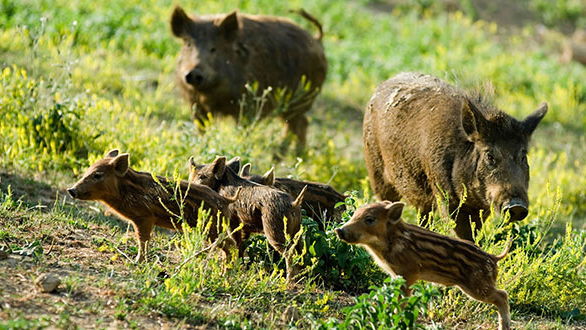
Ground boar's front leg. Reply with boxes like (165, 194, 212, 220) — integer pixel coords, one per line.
(453, 206, 483, 242)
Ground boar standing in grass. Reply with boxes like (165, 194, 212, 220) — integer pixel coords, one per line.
(363, 72, 548, 240)
(170, 6, 327, 152)
(189, 156, 306, 283)
(68, 150, 241, 262)
(239, 163, 346, 228)
(336, 201, 511, 330)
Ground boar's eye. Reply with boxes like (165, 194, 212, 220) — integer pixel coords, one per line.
(364, 217, 376, 225)
(93, 172, 104, 180)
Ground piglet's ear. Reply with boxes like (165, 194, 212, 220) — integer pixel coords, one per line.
(171, 6, 193, 38)
(226, 156, 241, 173)
(112, 154, 130, 177)
(523, 102, 548, 136)
(261, 167, 275, 185)
(385, 202, 405, 223)
(211, 156, 227, 179)
(240, 163, 251, 177)
(217, 11, 240, 39)
(105, 149, 119, 158)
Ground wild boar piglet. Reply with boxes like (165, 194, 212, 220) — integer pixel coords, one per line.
(68, 149, 240, 262)
(238, 163, 346, 228)
(189, 156, 307, 283)
(336, 201, 511, 330)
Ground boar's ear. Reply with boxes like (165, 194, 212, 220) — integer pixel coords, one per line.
(240, 163, 251, 177)
(111, 153, 130, 177)
(211, 156, 227, 179)
(218, 11, 240, 40)
(261, 167, 275, 185)
(461, 99, 486, 140)
(522, 102, 548, 136)
(385, 202, 405, 223)
(105, 149, 119, 158)
(226, 156, 241, 173)
(171, 6, 193, 38)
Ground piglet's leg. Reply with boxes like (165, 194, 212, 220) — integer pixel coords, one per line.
(134, 218, 155, 263)
(487, 289, 510, 330)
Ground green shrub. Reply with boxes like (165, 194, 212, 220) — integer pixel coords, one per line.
(318, 277, 440, 329)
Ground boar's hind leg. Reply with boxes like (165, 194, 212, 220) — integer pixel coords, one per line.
(283, 115, 308, 155)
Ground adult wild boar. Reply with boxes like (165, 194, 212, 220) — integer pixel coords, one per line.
(363, 72, 548, 241)
(170, 6, 327, 150)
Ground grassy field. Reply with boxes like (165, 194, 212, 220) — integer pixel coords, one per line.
(1, 0, 585, 328)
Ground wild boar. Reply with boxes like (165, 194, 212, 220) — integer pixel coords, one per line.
(363, 72, 548, 240)
(336, 201, 511, 330)
(189, 156, 306, 283)
(239, 163, 346, 228)
(67, 149, 241, 262)
(170, 6, 327, 151)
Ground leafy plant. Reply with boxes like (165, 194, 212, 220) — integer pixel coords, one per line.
(318, 277, 440, 329)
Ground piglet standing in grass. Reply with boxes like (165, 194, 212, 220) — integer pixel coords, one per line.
(239, 162, 346, 229)
(170, 6, 327, 152)
(68, 149, 241, 262)
(189, 156, 307, 284)
(336, 201, 511, 330)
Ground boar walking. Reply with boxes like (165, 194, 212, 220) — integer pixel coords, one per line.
(189, 156, 307, 283)
(239, 163, 346, 227)
(363, 72, 547, 240)
(68, 150, 240, 262)
(336, 201, 511, 330)
(170, 6, 327, 151)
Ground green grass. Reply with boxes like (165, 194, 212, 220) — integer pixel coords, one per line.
(1, 0, 585, 328)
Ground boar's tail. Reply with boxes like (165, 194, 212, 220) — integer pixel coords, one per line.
(290, 9, 323, 41)
(494, 237, 513, 262)
(224, 187, 242, 204)
(292, 185, 308, 208)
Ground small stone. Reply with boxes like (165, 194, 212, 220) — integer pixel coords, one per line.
(0, 250, 8, 260)
(34, 273, 61, 293)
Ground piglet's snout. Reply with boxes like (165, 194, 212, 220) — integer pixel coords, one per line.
(67, 188, 78, 199)
(334, 228, 346, 241)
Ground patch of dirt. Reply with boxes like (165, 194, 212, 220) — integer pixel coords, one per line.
(0, 209, 188, 328)
(0, 171, 59, 206)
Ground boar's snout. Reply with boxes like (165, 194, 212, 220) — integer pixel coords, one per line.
(67, 188, 78, 199)
(502, 198, 528, 221)
(185, 68, 205, 88)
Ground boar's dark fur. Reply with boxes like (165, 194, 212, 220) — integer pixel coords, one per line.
(171, 7, 327, 150)
(363, 72, 547, 240)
